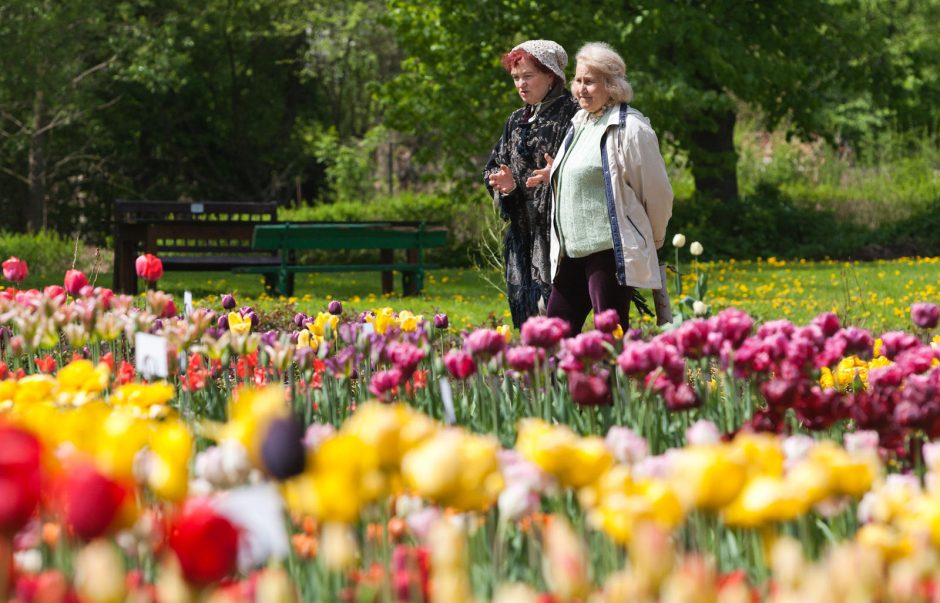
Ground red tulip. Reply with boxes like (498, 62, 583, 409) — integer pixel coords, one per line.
(1, 257, 28, 283)
(135, 254, 164, 283)
(63, 270, 88, 296)
(168, 501, 239, 586)
(0, 426, 42, 534)
(60, 464, 127, 540)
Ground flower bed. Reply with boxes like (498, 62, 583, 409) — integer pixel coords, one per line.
(2, 257, 940, 602)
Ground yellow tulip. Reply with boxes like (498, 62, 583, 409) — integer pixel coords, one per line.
(311, 312, 339, 337)
(669, 445, 747, 511)
(13, 375, 56, 405)
(856, 524, 913, 562)
(809, 441, 878, 498)
(374, 308, 399, 334)
(219, 385, 290, 468)
(559, 437, 614, 489)
(398, 310, 421, 332)
(496, 324, 513, 342)
(296, 329, 319, 351)
(111, 382, 176, 408)
(723, 475, 808, 527)
(228, 311, 251, 335)
(147, 454, 189, 503)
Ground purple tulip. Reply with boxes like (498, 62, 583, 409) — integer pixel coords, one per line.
(217, 314, 229, 331)
(433, 313, 449, 329)
(911, 302, 940, 330)
(567, 369, 611, 406)
(327, 300, 343, 316)
(293, 312, 308, 328)
(261, 329, 278, 347)
(221, 293, 236, 310)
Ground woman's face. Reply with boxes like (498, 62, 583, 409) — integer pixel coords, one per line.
(510, 58, 554, 105)
(573, 64, 611, 114)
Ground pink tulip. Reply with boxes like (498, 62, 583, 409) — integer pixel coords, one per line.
(505, 346, 541, 372)
(464, 328, 506, 359)
(593, 309, 619, 333)
(2, 256, 28, 282)
(369, 368, 403, 400)
(520, 316, 569, 348)
(444, 349, 476, 380)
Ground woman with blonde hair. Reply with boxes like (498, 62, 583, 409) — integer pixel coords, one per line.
(529, 42, 673, 333)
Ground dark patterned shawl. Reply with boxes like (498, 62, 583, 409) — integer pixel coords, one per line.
(484, 85, 579, 328)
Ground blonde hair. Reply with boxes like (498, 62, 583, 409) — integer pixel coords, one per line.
(572, 42, 633, 104)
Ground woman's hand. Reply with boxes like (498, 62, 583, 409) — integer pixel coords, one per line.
(488, 164, 516, 194)
(526, 154, 554, 188)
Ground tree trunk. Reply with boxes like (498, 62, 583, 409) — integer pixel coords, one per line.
(688, 107, 739, 202)
(26, 88, 47, 233)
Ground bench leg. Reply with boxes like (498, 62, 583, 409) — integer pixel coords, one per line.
(380, 249, 393, 295)
(402, 249, 419, 296)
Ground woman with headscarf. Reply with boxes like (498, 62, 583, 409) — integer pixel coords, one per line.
(532, 42, 673, 333)
(484, 40, 579, 328)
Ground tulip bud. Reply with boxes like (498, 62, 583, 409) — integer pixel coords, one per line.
(0, 426, 42, 534)
(64, 269, 89, 296)
(689, 241, 704, 256)
(2, 256, 28, 283)
(221, 294, 236, 310)
(327, 300, 343, 315)
(168, 502, 239, 586)
(135, 254, 164, 283)
(911, 302, 940, 330)
(74, 539, 127, 603)
(692, 300, 708, 316)
(433, 313, 449, 329)
(672, 233, 686, 248)
(320, 523, 358, 572)
(61, 464, 128, 541)
(260, 416, 307, 480)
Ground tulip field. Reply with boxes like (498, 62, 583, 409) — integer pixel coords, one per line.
(4, 248, 940, 603)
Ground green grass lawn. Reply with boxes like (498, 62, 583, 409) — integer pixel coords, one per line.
(40, 255, 940, 334)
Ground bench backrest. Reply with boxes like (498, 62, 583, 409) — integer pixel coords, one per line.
(251, 222, 448, 251)
(114, 200, 278, 224)
(114, 200, 279, 255)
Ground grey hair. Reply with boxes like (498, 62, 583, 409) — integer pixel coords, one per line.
(573, 42, 634, 104)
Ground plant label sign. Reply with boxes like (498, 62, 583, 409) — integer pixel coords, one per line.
(135, 332, 168, 378)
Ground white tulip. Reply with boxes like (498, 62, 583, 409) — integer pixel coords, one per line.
(690, 241, 704, 256)
(692, 300, 708, 316)
(672, 233, 686, 248)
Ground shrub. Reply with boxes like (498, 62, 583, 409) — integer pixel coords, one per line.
(0, 231, 110, 286)
(279, 193, 487, 267)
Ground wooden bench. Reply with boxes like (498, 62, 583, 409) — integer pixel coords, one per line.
(234, 221, 448, 297)
(112, 200, 280, 294)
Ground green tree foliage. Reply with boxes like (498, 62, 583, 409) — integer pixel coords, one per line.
(382, 0, 874, 202)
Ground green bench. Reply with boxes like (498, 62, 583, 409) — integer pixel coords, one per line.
(234, 221, 448, 297)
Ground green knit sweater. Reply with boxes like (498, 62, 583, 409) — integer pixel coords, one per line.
(554, 109, 614, 258)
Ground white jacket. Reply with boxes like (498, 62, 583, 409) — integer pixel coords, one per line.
(549, 104, 673, 289)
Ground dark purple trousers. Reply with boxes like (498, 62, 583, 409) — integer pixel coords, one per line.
(546, 249, 634, 334)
